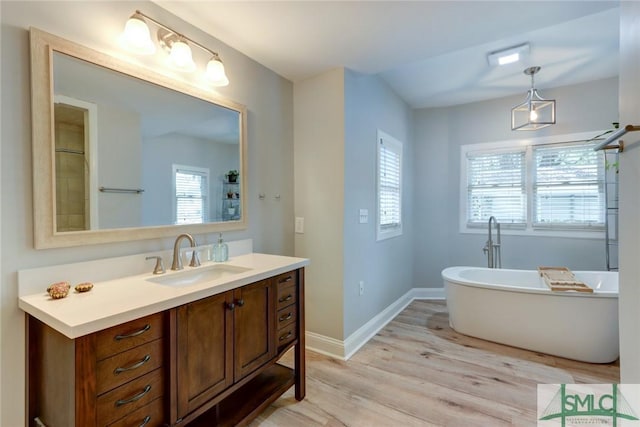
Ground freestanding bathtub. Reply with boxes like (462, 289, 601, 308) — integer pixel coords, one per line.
(442, 266, 619, 363)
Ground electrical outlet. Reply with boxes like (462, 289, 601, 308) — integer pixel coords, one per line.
(359, 280, 364, 296)
(295, 217, 304, 233)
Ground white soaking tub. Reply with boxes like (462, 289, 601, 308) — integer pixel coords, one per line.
(441, 266, 619, 363)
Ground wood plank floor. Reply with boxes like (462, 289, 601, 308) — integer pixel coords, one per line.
(251, 300, 619, 427)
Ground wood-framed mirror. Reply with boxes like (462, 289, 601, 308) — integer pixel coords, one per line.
(30, 28, 247, 248)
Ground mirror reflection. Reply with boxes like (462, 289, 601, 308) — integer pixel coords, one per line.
(52, 52, 241, 232)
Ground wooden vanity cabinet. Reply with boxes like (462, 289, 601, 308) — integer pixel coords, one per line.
(27, 312, 168, 427)
(172, 270, 305, 426)
(27, 268, 305, 427)
(173, 279, 276, 422)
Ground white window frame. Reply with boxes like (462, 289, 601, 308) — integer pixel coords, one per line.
(377, 130, 403, 241)
(173, 164, 210, 224)
(460, 131, 606, 239)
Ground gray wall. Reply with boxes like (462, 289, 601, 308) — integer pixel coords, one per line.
(97, 104, 144, 229)
(142, 133, 238, 225)
(343, 70, 414, 337)
(413, 77, 619, 288)
(1, 2, 293, 425)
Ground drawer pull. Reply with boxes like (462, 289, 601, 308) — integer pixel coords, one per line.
(279, 331, 293, 341)
(279, 276, 293, 283)
(115, 384, 151, 407)
(139, 415, 151, 427)
(279, 312, 292, 322)
(114, 354, 151, 375)
(114, 324, 151, 341)
(278, 294, 292, 303)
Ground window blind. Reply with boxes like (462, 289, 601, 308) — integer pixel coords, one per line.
(378, 138, 402, 230)
(467, 150, 526, 225)
(533, 143, 604, 228)
(175, 168, 208, 224)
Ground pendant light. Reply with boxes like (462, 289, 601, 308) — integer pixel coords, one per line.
(511, 66, 556, 131)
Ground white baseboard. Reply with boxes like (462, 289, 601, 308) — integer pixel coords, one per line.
(305, 287, 445, 360)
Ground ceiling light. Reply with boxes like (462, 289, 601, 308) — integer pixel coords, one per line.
(511, 66, 556, 131)
(487, 43, 530, 67)
(121, 10, 229, 85)
(121, 12, 156, 55)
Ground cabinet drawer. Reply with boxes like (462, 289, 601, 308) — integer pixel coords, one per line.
(96, 313, 164, 360)
(276, 305, 297, 329)
(97, 339, 164, 395)
(276, 323, 297, 348)
(274, 271, 297, 289)
(97, 368, 164, 426)
(107, 397, 164, 427)
(276, 282, 297, 311)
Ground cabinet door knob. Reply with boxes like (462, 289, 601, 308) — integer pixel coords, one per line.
(236, 299, 245, 307)
(227, 302, 235, 311)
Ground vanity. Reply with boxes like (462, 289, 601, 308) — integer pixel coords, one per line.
(20, 252, 308, 426)
(23, 21, 305, 426)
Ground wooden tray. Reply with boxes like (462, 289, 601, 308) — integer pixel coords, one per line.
(537, 266, 593, 293)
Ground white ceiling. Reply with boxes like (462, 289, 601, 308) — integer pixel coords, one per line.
(156, 1, 620, 109)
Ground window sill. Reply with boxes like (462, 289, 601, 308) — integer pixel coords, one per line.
(460, 226, 605, 240)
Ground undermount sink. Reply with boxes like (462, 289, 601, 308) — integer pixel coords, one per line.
(147, 264, 252, 287)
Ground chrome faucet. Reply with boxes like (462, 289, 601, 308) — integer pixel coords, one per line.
(171, 233, 201, 270)
(483, 216, 501, 268)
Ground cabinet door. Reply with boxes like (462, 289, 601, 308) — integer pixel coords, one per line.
(233, 279, 276, 381)
(176, 292, 234, 418)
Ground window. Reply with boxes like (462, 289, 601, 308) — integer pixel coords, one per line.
(377, 130, 402, 240)
(467, 149, 526, 226)
(173, 165, 209, 224)
(462, 134, 604, 235)
(533, 143, 604, 228)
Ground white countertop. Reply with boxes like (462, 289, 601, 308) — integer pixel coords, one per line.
(19, 253, 309, 339)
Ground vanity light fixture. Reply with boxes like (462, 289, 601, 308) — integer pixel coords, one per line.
(121, 12, 156, 55)
(121, 10, 229, 86)
(511, 66, 556, 131)
(487, 43, 529, 66)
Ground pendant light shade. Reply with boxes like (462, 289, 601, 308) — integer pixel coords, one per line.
(121, 13, 156, 55)
(168, 39, 196, 72)
(511, 66, 556, 131)
(206, 55, 229, 87)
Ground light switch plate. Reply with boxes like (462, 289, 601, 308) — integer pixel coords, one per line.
(295, 217, 304, 233)
(359, 209, 368, 224)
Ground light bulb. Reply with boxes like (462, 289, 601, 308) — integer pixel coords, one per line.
(121, 14, 155, 55)
(168, 40, 196, 72)
(530, 109, 538, 121)
(206, 57, 229, 86)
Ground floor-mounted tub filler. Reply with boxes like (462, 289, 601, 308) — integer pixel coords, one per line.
(442, 266, 619, 363)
